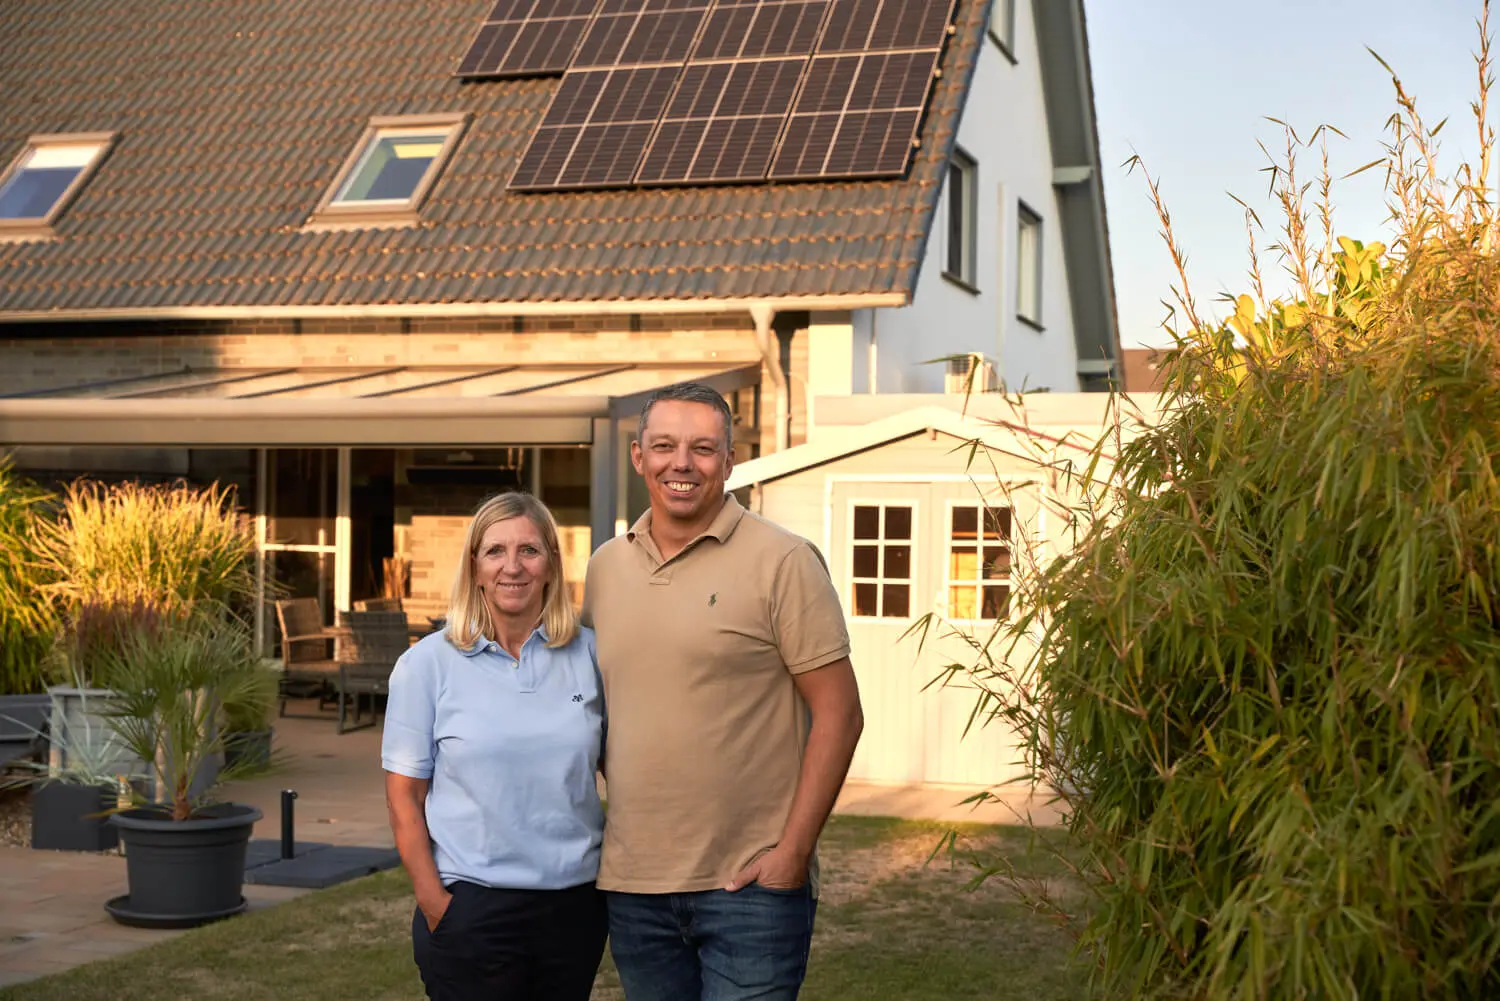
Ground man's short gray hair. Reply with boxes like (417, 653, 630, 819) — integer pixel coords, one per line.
(637, 382, 734, 451)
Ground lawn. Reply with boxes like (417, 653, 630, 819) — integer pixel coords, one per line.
(0, 816, 1089, 1001)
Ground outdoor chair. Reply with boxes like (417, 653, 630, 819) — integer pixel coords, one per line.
(274, 597, 340, 718)
(354, 597, 402, 612)
(334, 610, 410, 734)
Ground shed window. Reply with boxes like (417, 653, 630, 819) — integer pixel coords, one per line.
(945, 504, 1011, 620)
(850, 503, 913, 618)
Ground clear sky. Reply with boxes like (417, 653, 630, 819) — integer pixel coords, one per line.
(1085, 0, 1489, 348)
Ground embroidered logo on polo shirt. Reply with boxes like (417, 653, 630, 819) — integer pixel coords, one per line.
(571, 694, 584, 702)
(708, 593, 718, 606)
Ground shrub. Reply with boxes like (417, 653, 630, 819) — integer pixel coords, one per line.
(0, 459, 57, 695)
(945, 14, 1500, 1001)
(36, 479, 257, 685)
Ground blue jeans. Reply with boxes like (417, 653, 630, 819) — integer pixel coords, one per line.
(605, 884, 818, 1001)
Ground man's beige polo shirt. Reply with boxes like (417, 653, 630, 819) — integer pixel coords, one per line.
(581, 494, 851, 895)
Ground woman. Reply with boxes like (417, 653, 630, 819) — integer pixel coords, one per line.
(381, 491, 606, 1001)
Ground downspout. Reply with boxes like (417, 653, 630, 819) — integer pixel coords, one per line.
(750, 304, 789, 452)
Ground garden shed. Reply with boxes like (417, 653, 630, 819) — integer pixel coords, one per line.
(728, 392, 1161, 800)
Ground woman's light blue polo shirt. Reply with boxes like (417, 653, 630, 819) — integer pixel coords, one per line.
(380, 625, 605, 891)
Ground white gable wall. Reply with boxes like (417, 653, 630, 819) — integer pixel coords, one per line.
(849, 2, 1082, 396)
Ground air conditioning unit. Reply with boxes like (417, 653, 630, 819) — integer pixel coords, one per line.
(945, 354, 997, 395)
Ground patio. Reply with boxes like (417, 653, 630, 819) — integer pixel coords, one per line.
(0, 704, 1054, 989)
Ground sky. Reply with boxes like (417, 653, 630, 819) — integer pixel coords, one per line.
(1084, 0, 1489, 348)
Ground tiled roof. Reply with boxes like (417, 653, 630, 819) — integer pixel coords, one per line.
(0, 0, 987, 313)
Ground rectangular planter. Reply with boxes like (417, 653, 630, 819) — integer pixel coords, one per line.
(46, 686, 223, 801)
(31, 781, 120, 852)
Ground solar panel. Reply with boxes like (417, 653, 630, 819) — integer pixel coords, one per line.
(692, 0, 828, 59)
(636, 57, 806, 183)
(457, 0, 602, 78)
(510, 65, 682, 189)
(573, 0, 712, 68)
(767, 0, 954, 181)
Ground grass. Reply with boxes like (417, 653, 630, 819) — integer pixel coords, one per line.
(0, 816, 1089, 1001)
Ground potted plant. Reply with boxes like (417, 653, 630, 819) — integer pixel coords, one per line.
(221, 662, 280, 772)
(97, 610, 272, 928)
(5, 683, 149, 852)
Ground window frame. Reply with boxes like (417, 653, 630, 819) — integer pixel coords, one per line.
(988, 0, 1018, 63)
(943, 148, 979, 292)
(1016, 200, 1044, 329)
(0, 132, 117, 241)
(846, 499, 920, 622)
(941, 499, 1013, 624)
(305, 113, 470, 232)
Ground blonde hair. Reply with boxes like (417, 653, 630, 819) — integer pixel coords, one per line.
(445, 491, 578, 651)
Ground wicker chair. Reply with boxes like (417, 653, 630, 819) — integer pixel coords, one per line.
(274, 597, 339, 717)
(334, 609, 410, 734)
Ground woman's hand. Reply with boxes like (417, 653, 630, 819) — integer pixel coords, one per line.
(419, 888, 454, 933)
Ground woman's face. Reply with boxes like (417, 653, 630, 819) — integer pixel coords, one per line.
(472, 516, 552, 627)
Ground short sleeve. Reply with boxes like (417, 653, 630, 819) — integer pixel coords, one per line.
(380, 649, 437, 779)
(770, 542, 852, 674)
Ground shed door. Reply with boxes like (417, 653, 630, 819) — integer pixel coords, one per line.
(829, 483, 930, 784)
(830, 480, 1033, 789)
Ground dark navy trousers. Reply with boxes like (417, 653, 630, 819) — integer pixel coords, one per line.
(411, 879, 607, 1001)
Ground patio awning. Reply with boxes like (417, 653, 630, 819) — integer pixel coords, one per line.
(0, 362, 761, 446)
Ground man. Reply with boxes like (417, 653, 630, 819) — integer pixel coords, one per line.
(582, 381, 865, 1001)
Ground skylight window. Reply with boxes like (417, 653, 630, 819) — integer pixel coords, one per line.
(0, 134, 114, 238)
(306, 114, 468, 230)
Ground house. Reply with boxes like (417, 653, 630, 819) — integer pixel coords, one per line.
(0, 0, 1119, 660)
(726, 390, 1162, 797)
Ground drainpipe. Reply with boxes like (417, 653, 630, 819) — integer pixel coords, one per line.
(750, 304, 790, 453)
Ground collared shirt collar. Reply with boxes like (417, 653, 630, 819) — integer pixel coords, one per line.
(626, 494, 745, 553)
(454, 620, 550, 657)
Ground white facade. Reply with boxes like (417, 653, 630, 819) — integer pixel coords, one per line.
(845, 3, 1083, 397)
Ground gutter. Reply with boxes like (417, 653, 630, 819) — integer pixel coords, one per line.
(0, 293, 907, 326)
(749, 303, 789, 452)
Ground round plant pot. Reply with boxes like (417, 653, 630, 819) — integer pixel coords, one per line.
(224, 728, 273, 770)
(105, 803, 262, 928)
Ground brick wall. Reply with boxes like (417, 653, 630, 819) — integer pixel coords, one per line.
(0, 314, 765, 394)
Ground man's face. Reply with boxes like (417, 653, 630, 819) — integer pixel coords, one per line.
(631, 400, 733, 525)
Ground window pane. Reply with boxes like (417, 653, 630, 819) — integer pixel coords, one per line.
(853, 582, 878, 617)
(853, 505, 880, 540)
(981, 584, 1011, 620)
(1017, 207, 1042, 322)
(0, 166, 83, 219)
(949, 545, 978, 580)
(983, 546, 1010, 578)
(336, 133, 446, 204)
(949, 585, 976, 620)
(951, 506, 978, 540)
(884, 505, 912, 540)
(882, 584, 909, 618)
(883, 544, 910, 580)
(853, 544, 879, 579)
(946, 160, 965, 276)
(984, 506, 1011, 540)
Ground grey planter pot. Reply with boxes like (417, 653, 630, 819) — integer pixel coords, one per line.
(223, 728, 272, 770)
(105, 803, 262, 928)
(46, 685, 223, 800)
(31, 781, 120, 852)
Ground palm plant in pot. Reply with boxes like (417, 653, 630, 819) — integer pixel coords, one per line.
(97, 610, 274, 928)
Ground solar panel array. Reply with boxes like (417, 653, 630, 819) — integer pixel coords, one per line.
(457, 0, 957, 191)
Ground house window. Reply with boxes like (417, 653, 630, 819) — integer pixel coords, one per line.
(944, 151, 977, 288)
(0, 134, 114, 238)
(850, 503, 913, 618)
(307, 114, 468, 230)
(946, 504, 1011, 620)
(988, 0, 1017, 61)
(1017, 202, 1043, 327)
